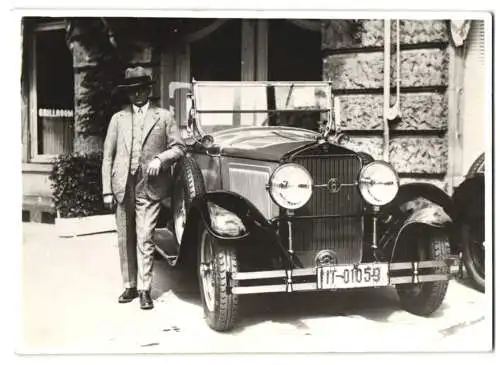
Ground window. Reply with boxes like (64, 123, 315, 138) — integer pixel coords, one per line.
(26, 20, 75, 162)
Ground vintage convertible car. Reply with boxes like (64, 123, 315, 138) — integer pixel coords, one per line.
(155, 81, 459, 331)
(452, 153, 485, 292)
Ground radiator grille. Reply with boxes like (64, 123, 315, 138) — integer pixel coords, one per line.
(291, 154, 364, 264)
(291, 217, 363, 264)
(294, 155, 363, 216)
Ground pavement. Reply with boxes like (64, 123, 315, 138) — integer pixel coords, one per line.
(19, 222, 493, 354)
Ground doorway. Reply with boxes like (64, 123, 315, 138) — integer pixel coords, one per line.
(267, 19, 322, 81)
(190, 19, 242, 81)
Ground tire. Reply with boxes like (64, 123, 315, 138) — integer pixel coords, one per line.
(172, 155, 206, 246)
(197, 228, 239, 332)
(396, 231, 450, 316)
(462, 222, 485, 292)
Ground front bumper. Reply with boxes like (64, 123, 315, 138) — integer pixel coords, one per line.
(230, 256, 461, 295)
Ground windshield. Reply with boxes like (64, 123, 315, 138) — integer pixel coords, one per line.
(192, 82, 332, 134)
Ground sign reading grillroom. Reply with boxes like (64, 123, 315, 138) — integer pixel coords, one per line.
(38, 109, 74, 118)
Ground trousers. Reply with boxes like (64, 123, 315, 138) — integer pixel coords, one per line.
(115, 166, 161, 291)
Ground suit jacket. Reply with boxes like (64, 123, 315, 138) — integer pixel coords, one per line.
(102, 104, 186, 203)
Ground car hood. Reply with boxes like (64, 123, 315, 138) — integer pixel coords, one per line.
(212, 127, 354, 162)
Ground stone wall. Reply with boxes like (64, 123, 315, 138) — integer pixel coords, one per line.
(321, 20, 450, 190)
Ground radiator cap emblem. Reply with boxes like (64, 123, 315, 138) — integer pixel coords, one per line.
(315, 250, 338, 266)
(327, 177, 341, 193)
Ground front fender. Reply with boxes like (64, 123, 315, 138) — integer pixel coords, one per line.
(386, 203, 452, 262)
(386, 183, 455, 219)
(191, 191, 276, 240)
(401, 205, 452, 228)
(177, 191, 276, 247)
(177, 191, 279, 265)
(378, 183, 455, 258)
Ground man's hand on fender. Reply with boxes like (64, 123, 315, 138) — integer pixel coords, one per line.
(103, 194, 115, 210)
(147, 157, 162, 176)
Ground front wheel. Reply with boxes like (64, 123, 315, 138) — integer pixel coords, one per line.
(396, 230, 450, 316)
(197, 229, 239, 331)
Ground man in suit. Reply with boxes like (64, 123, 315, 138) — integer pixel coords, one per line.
(102, 66, 186, 310)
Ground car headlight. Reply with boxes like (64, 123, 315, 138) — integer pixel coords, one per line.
(268, 163, 313, 210)
(358, 161, 399, 206)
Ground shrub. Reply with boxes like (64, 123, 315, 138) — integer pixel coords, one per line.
(49, 152, 110, 218)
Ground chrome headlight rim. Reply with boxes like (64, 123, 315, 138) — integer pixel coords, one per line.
(358, 160, 400, 206)
(268, 163, 313, 210)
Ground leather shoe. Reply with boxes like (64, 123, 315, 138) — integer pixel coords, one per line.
(118, 288, 138, 303)
(139, 290, 154, 310)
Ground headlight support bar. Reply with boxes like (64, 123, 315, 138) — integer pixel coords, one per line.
(286, 209, 294, 255)
(371, 206, 381, 260)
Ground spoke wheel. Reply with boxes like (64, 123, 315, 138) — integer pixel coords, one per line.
(197, 229, 239, 332)
(199, 231, 216, 311)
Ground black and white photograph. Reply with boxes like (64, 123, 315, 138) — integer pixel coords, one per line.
(13, 3, 493, 359)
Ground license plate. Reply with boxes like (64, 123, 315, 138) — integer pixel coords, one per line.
(317, 263, 389, 289)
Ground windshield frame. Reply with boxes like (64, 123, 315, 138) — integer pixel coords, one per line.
(190, 80, 334, 136)
(192, 80, 333, 112)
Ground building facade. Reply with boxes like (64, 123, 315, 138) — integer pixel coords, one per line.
(21, 17, 487, 222)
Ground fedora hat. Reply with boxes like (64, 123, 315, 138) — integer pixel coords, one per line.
(117, 66, 154, 89)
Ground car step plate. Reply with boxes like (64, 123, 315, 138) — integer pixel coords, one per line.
(317, 262, 389, 289)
